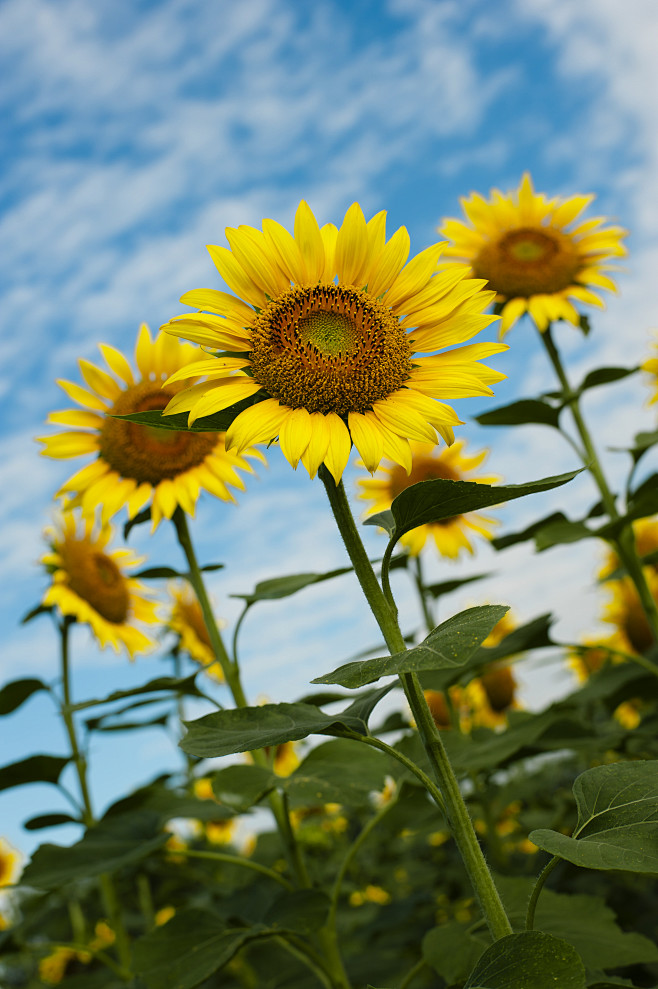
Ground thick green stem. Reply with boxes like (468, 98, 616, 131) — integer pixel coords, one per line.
(59, 620, 132, 974)
(540, 327, 658, 645)
(319, 468, 512, 940)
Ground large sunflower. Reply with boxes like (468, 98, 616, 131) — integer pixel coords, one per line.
(160, 201, 506, 480)
(41, 513, 158, 657)
(440, 173, 627, 336)
(357, 439, 498, 557)
(38, 324, 263, 529)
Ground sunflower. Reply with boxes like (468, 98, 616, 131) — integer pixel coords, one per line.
(440, 173, 627, 336)
(603, 575, 657, 657)
(167, 583, 225, 681)
(160, 201, 506, 480)
(642, 334, 658, 406)
(358, 439, 499, 557)
(0, 838, 21, 888)
(41, 513, 158, 657)
(38, 324, 263, 529)
(600, 517, 658, 579)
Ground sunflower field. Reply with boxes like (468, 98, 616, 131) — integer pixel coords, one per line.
(2, 178, 658, 989)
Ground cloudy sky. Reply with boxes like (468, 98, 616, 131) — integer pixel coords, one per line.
(2, 0, 658, 855)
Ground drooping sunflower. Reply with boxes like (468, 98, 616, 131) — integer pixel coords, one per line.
(41, 513, 158, 657)
(38, 324, 263, 529)
(167, 583, 225, 681)
(160, 201, 506, 480)
(357, 439, 499, 557)
(440, 173, 627, 336)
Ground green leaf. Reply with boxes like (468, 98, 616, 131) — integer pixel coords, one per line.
(21, 812, 168, 889)
(20, 603, 54, 625)
(23, 813, 79, 830)
(492, 511, 571, 550)
(70, 674, 204, 712)
(424, 572, 492, 600)
(180, 702, 368, 759)
(533, 518, 595, 551)
(464, 932, 586, 989)
(263, 890, 330, 934)
(285, 738, 391, 806)
(105, 782, 236, 824)
(211, 765, 276, 812)
(312, 605, 509, 688)
(627, 473, 658, 521)
(624, 427, 658, 465)
(0, 678, 49, 716)
(134, 566, 190, 580)
(475, 398, 561, 429)
(132, 909, 275, 989)
(384, 470, 580, 544)
(114, 393, 263, 435)
(232, 566, 352, 605)
(577, 366, 638, 393)
(422, 922, 487, 984)
(530, 760, 658, 873)
(0, 754, 70, 792)
(362, 509, 396, 537)
(124, 506, 151, 539)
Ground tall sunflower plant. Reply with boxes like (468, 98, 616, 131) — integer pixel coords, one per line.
(2, 189, 658, 989)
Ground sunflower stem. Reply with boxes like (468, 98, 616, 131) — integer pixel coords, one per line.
(58, 618, 132, 974)
(414, 555, 435, 634)
(319, 467, 512, 941)
(540, 326, 658, 648)
(526, 855, 560, 930)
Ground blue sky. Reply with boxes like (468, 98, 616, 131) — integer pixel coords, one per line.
(2, 0, 658, 859)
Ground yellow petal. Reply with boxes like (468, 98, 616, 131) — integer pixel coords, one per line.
(366, 226, 411, 299)
(207, 244, 266, 308)
(385, 243, 446, 309)
(320, 223, 338, 282)
(294, 201, 325, 283)
(300, 412, 332, 478)
(335, 203, 368, 286)
(78, 359, 122, 400)
(180, 288, 255, 325)
(226, 226, 290, 298)
(499, 298, 527, 337)
(127, 483, 153, 519)
(56, 379, 109, 412)
(47, 409, 104, 429)
(135, 323, 154, 379)
(263, 218, 307, 284)
(38, 432, 100, 459)
(323, 413, 352, 483)
(550, 194, 595, 229)
(98, 344, 135, 385)
(164, 358, 249, 386)
(225, 398, 289, 452)
(55, 458, 109, 495)
(187, 379, 262, 424)
(370, 398, 437, 444)
(279, 407, 313, 469)
(348, 412, 384, 473)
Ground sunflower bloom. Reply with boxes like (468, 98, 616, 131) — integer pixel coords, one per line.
(38, 324, 263, 529)
(358, 439, 499, 557)
(167, 583, 225, 681)
(0, 838, 21, 888)
(160, 201, 506, 480)
(41, 513, 158, 657)
(603, 575, 657, 657)
(440, 173, 627, 336)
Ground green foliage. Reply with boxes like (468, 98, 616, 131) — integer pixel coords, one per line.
(313, 605, 509, 687)
(232, 566, 353, 605)
(0, 754, 70, 791)
(0, 677, 49, 715)
(463, 931, 587, 988)
(475, 397, 562, 428)
(530, 761, 658, 873)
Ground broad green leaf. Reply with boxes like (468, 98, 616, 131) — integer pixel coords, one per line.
(23, 813, 79, 831)
(627, 473, 658, 521)
(211, 765, 276, 811)
(132, 908, 275, 989)
(475, 398, 561, 429)
(339, 683, 395, 724)
(70, 674, 204, 712)
(422, 923, 487, 984)
(383, 470, 580, 544)
(492, 511, 571, 550)
(363, 509, 396, 537)
(285, 738, 391, 806)
(232, 566, 352, 605)
(424, 572, 492, 600)
(105, 782, 236, 824)
(114, 393, 263, 435)
(464, 931, 586, 989)
(312, 605, 509, 688)
(180, 702, 368, 759)
(263, 890, 330, 934)
(496, 876, 658, 970)
(623, 427, 658, 465)
(0, 678, 48, 716)
(533, 518, 595, 551)
(530, 760, 658, 873)
(22, 812, 168, 889)
(0, 754, 70, 792)
(577, 366, 638, 393)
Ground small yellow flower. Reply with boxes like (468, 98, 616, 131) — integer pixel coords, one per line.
(41, 513, 158, 657)
(358, 439, 499, 558)
(160, 201, 506, 481)
(642, 334, 658, 406)
(37, 324, 263, 529)
(39, 947, 78, 984)
(206, 818, 236, 845)
(271, 741, 300, 778)
(440, 173, 627, 336)
(167, 584, 225, 681)
(155, 906, 176, 927)
(349, 885, 391, 907)
(0, 838, 21, 888)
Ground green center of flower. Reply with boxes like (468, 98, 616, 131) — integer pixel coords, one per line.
(61, 538, 130, 624)
(250, 284, 412, 415)
(99, 382, 218, 485)
(473, 226, 582, 298)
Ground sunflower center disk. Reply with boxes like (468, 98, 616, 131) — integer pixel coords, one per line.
(62, 539, 130, 624)
(100, 381, 218, 485)
(473, 227, 582, 298)
(250, 285, 412, 415)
